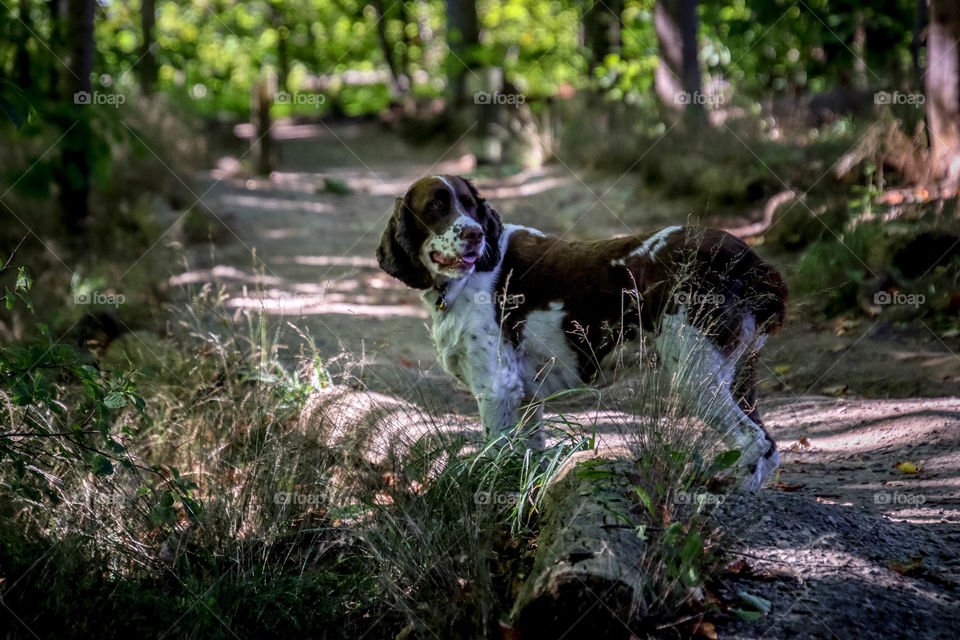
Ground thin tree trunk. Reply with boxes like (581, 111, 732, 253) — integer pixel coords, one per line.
(654, 0, 704, 124)
(59, 0, 95, 236)
(272, 6, 290, 94)
(15, 3, 33, 90)
(48, 0, 62, 98)
(251, 75, 274, 176)
(445, 0, 479, 107)
(370, 0, 405, 99)
(852, 9, 868, 90)
(139, 0, 156, 93)
(583, 0, 623, 71)
(926, 0, 960, 185)
(912, 0, 928, 91)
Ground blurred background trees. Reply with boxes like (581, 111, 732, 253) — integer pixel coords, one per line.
(0, 0, 957, 240)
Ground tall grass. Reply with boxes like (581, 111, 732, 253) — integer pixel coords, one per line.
(2, 249, 767, 638)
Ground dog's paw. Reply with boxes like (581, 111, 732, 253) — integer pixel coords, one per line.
(742, 446, 780, 490)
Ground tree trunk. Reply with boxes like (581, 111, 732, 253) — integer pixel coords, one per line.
(15, 3, 33, 90)
(271, 5, 290, 94)
(583, 0, 623, 71)
(510, 449, 649, 639)
(912, 0, 929, 91)
(654, 0, 704, 123)
(48, 0, 62, 98)
(851, 10, 868, 90)
(370, 0, 406, 99)
(139, 0, 156, 94)
(926, 0, 960, 185)
(59, 0, 95, 236)
(251, 75, 274, 176)
(445, 0, 479, 107)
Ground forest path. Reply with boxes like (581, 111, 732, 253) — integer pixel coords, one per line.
(174, 121, 960, 638)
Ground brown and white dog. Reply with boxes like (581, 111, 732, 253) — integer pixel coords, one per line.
(377, 175, 787, 489)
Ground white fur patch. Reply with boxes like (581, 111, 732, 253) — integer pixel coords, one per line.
(654, 310, 778, 489)
(517, 306, 581, 399)
(630, 225, 682, 262)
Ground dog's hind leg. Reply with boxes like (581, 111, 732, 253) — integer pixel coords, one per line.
(655, 311, 779, 490)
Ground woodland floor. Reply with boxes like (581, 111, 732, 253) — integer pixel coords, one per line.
(172, 121, 960, 638)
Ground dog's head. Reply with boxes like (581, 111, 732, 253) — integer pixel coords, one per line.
(376, 175, 503, 289)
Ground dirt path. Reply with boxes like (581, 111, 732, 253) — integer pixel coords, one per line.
(174, 122, 960, 638)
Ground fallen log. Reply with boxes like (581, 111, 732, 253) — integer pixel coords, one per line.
(298, 385, 480, 478)
(510, 448, 650, 639)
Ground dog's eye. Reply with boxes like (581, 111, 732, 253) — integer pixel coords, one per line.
(428, 199, 444, 211)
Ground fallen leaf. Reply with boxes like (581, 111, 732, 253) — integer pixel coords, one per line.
(398, 358, 414, 368)
(821, 384, 849, 397)
(690, 620, 717, 639)
(771, 481, 805, 492)
(788, 436, 811, 452)
(893, 461, 919, 474)
(498, 621, 522, 640)
(724, 558, 751, 575)
(773, 364, 791, 375)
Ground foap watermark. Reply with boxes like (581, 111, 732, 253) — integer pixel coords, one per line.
(73, 91, 125, 108)
(874, 91, 925, 107)
(675, 91, 726, 108)
(874, 491, 926, 506)
(274, 491, 326, 506)
(674, 488, 726, 506)
(674, 291, 725, 306)
(874, 291, 924, 308)
(275, 91, 327, 108)
(474, 490, 521, 506)
(474, 291, 525, 308)
(73, 291, 125, 308)
(474, 90, 525, 107)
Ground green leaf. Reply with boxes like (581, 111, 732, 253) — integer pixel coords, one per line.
(633, 485, 656, 518)
(92, 455, 114, 476)
(735, 609, 766, 621)
(711, 449, 741, 472)
(103, 391, 126, 409)
(738, 591, 772, 614)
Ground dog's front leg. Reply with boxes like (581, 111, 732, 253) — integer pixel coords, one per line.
(463, 340, 537, 448)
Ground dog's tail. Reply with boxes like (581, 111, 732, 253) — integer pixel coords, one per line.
(691, 228, 789, 337)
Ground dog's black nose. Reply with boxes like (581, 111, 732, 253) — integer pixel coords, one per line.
(459, 227, 483, 243)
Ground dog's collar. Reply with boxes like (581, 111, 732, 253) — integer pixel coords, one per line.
(428, 277, 470, 312)
(434, 284, 449, 311)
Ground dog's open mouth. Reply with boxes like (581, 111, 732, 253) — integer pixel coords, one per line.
(431, 249, 479, 270)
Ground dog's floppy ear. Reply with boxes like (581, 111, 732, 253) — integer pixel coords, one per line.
(465, 179, 503, 272)
(377, 197, 434, 289)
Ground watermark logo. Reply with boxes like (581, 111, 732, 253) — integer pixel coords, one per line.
(73, 91, 125, 108)
(874, 491, 925, 506)
(674, 291, 725, 306)
(874, 291, 924, 308)
(275, 91, 326, 108)
(874, 91, 925, 107)
(274, 491, 326, 505)
(474, 291, 525, 308)
(675, 91, 726, 107)
(474, 491, 521, 506)
(474, 91, 525, 107)
(73, 291, 125, 308)
(674, 488, 726, 506)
